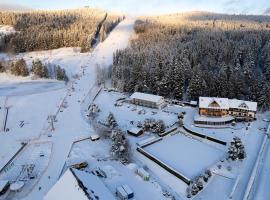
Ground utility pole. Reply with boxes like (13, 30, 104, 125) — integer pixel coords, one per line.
(48, 115, 56, 131)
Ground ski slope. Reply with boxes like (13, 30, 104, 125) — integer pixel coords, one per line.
(20, 18, 135, 200)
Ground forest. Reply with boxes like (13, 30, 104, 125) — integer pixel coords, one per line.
(0, 8, 123, 53)
(112, 12, 270, 109)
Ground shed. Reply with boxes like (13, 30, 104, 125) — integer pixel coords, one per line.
(136, 168, 150, 181)
(90, 134, 100, 141)
(122, 184, 134, 199)
(127, 128, 143, 137)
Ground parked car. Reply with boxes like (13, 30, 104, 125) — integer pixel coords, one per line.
(71, 162, 88, 169)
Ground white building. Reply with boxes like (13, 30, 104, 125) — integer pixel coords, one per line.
(44, 168, 116, 200)
(198, 97, 257, 121)
(130, 92, 165, 109)
(228, 99, 257, 119)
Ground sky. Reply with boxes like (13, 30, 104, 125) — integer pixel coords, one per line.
(0, 0, 269, 15)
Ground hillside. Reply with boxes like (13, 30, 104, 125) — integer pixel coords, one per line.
(112, 12, 270, 109)
(0, 8, 123, 53)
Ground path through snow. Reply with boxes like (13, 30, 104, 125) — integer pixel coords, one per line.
(22, 18, 135, 200)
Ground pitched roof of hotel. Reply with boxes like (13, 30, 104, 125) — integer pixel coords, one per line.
(199, 97, 229, 109)
(130, 92, 163, 103)
(199, 97, 257, 111)
(229, 99, 257, 111)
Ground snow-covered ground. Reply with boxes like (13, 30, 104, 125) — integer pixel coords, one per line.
(0, 139, 23, 172)
(0, 142, 52, 199)
(0, 15, 270, 200)
(143, 134, 225, 179)
(65, 139, 172, 200)
(92, 88, 270, 199)
(0, 18, 136, 200)
(0, 48, 91, 79)
(0, 81, 65, 96)
(93, 90, 178, 131)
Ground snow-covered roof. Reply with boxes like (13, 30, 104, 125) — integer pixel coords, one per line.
(229, 99, 257, 112)
(44, 168, 116, 200)
(130, 92, 163, 103)
(90, 134, 100, 140)
(137, 168, 150, 177)
(199, 97, 257, 112)
(199, 97, 229, 109)
(190, 101, 198, 106)
(128, 128, 143, 135)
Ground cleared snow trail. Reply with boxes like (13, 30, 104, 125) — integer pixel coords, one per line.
(22, 18, 135, 200)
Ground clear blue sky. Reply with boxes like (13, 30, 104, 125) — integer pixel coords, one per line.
(1, 0, 269, 15)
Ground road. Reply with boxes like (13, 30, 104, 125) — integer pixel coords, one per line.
(21, 18, 135, 200)
(249, 123, 270, 200)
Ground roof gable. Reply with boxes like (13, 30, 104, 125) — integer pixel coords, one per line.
(199, 97, 229, 109)
(239, 102, 249, 109)
(209, 100, 220, 108)
(228, 99, 257, 111)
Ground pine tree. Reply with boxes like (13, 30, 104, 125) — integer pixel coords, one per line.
(32, 59, 49, 78)
(10, 59, 29, 76)
(188, 66, 206, 100)
(0, 62, 5, 73)
(56, 66, 68, 82)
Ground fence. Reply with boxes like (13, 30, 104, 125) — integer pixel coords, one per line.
(183, 125, 227, 146)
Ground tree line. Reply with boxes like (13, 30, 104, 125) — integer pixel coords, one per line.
(0, 8, 123, 53)
(112, 12, 270, 110)
(0, 58, 68, 81)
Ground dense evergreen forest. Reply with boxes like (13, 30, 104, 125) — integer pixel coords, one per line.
(0, 8, 123, 53)
(112, 12, 270, 109)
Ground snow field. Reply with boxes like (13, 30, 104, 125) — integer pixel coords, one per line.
(66, 139, 170, 200)
(0, 142, 52, 199)
(0, 139, 23, 173)
(93, 90, 178, 131)
(0, 80, 65, 96)
(22, 18, 136, 200)
(143, 134, 225, 179)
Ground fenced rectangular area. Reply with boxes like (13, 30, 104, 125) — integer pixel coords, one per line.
(138, 134, 225, 183)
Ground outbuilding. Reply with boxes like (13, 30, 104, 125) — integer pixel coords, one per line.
(90, 134, 100, 141)
(136, 168, 150, 181)
(116, 184, 134, 200)
(127, 128, 143, 137)
(130, 92, 165, 109)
